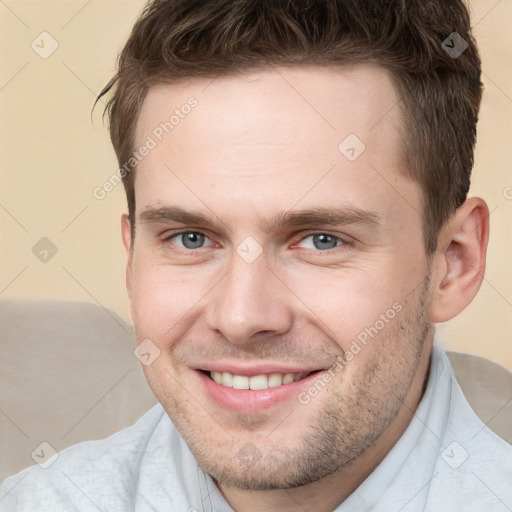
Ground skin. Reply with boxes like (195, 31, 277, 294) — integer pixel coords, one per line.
(121, 64, 489, 512)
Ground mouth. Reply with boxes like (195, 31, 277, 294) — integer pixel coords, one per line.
(199, 369, 323, 390)
(195, 362, 336, 413)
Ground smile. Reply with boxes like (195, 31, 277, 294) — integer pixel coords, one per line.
(208, 371, 315, 390)
(197, 367, 327, 412)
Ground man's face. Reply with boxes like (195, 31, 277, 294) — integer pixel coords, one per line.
(125, 64, 434, 489)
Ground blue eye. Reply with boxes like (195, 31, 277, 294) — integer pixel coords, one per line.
(168, 231, 212, 250)
(180, 232, 204, 249)
(297, 233, 344, 251)
(163, 231, 348, 255)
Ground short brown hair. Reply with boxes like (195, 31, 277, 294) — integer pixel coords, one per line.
(96, 0, 483, 254)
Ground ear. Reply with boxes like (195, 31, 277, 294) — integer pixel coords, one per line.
(430, 197, 490, 323)
(121, 214, 134, 320)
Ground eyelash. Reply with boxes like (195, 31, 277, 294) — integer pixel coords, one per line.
(161, 230, 351, 256)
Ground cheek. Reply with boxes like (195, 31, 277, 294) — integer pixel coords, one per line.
(286, 263, 413, 353)
(130, 259, 207, 346)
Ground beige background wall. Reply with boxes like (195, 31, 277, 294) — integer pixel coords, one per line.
(1, 0, 511, 371)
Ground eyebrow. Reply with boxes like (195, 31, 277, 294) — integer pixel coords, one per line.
(138, 205, 380, 234)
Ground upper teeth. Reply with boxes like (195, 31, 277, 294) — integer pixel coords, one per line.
(210, 371, 309, 390)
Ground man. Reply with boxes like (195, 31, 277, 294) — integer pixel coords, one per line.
(1, 0, 511, 510)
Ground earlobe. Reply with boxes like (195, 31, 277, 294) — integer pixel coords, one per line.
(430, 197, 489, 323)
(121, 214, 134, 317)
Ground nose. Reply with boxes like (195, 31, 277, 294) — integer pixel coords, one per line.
(205, 248, 294, 347)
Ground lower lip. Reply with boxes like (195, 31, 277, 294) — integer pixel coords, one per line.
(196, 370, 321, 413)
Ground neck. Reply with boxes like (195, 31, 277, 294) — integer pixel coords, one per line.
(217, 342, 433, 512)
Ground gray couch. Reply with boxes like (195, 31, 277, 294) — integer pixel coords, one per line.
(1, 298, 511, 480)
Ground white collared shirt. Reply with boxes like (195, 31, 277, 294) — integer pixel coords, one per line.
(1, 343, 511, 511)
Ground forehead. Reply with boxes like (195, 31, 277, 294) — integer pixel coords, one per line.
(132, 64, 418, 229)
(135, 63, 403, 154)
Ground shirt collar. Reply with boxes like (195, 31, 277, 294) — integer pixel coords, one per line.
(338, 339, 452, 509)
